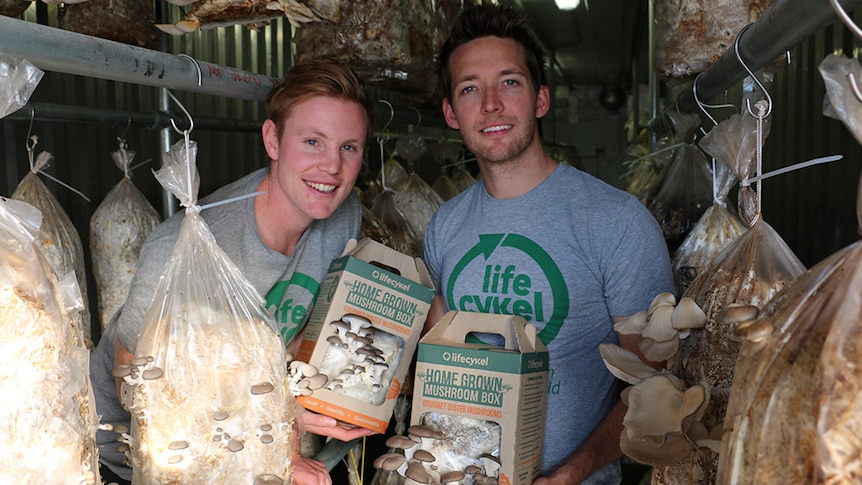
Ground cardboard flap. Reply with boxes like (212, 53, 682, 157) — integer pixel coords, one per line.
(349, 237, 433, 289)
(423, 310, 543, 353)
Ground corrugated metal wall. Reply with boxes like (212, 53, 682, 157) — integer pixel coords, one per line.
(3, 4, 862, 342)
(1, 4, 292, 343)
(759, 19, 862, 268)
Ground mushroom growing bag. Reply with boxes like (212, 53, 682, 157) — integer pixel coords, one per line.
(89, 142, 161, 333)
(647, 111, 713, 254)
(715, 53, 862, 485)
(124, 138, 298, 484)
(0, 197, 98, 484)
(652, 105, 805, 484)
(12, 148, 93, 349)
(671, 114, 753, 294)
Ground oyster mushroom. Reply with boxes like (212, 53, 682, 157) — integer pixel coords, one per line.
(670, 296, 707, 337)
(642, 304, 677, 343)
(405, 461, 433, 484)
(614, 310, 648, 335)
(719, 303, 760, 325)
(330, 320, 350, 339)
(733, 318, 773, 345)
(441, 470, 466, 484)
(479, 453, 501, 478)
(407, 425, 445, 451)
(412, 448, 435, 464)
(648, 292, 677, 313)
(598, 343, 659, 385)
(620, 421, 705, 466)
(622, 374, 709, 446)
(373, 452, 408, 475)
(341, 314, 373, 337)
(639, 336, 680, 363)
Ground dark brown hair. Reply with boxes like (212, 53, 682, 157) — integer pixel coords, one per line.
(437, 4, 548, 101)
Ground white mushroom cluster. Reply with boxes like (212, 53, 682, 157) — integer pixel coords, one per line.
(318, 314, 403, 405)
(284, 356, 328, 397)
(599, 343, 719, 466)
(373, 425, 502, 485)
(614, 292, 707, 363)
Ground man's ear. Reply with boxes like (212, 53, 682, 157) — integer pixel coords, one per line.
(535, 85, 551, 119)
(262, 119, 279, 160)
(442, 98, 460, 130)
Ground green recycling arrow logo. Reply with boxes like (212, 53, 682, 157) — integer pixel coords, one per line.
(266, 272, 320, 344)
(446, 233, 568, 345)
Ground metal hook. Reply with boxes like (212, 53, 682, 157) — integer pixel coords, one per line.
(118, 113, 131, 147)
(411, 107, 422, 128)
(734, 23, 773, 119)
(830, 0, 862, 40)
(26, 105, 36, 149)
(378, 100, 395, 134)
(166, 90, 194, 135)
(692, 73, 718, 127)
(692, 72, 739, 126)
(847, 72, 862, 103)
(376, 100, 395, 191)
(177, 54, 202, 87)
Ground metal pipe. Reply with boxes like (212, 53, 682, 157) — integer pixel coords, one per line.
(0, 16, 278, 102)
(3, 102, 262, 132)
(648, 0, 659, 148)
(677, 0, 862, 112)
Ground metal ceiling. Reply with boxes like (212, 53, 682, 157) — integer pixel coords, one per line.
(511, 0, 648, 89)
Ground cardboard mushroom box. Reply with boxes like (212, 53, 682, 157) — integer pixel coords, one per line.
(295, 238, 434, 432)
(406, 311, 549, 485)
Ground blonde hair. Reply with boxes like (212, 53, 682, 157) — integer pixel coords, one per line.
(266, 60, 374, 140)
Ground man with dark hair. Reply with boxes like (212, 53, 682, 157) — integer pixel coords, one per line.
(424, 5, 674, 483)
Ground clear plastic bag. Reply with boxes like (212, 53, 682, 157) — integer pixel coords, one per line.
(647, 111, 713, 254)
(360, 204, 397, 250)
(653, 217, 805, 484)
(12, 148, 92, 349)
(450, 163, 477, 193)
(715, 54, 862, 485)
(0, 54, 43, 119)
(671, 115, 751, 294)
(654, 95, 804, 483)
(390, 172, 444, 253)
(0, 196, 98, 484)
(370, 190, 421, 257)
(89, 143, 161, 334)
(124, 139, 298, 484)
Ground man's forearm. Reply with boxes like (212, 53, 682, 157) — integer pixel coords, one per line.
(536, 399, 625, 484)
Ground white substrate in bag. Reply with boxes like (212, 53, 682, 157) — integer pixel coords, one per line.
(90, 172, 160, 333)
(123, 138, 298, 484)
(13, 156, 92, 349)
(126, 305, 298, 483)
(417, 413, 502, 477)
(0, 198, 98, 484)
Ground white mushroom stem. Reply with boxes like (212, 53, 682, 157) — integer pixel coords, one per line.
(479, 454, 501, 478)
(341, 314, 373, 337)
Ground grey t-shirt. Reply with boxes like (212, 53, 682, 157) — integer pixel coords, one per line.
(90, 167, 361, 479)
(424, 163, 674, 483)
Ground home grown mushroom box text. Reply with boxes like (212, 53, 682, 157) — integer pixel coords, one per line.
(412, 311, 549, 485)
(295, 238, 434, 433)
